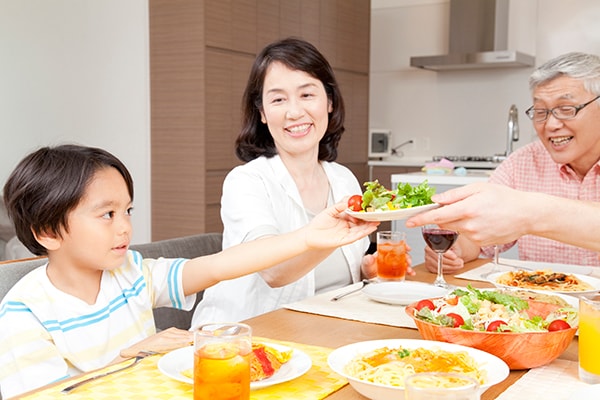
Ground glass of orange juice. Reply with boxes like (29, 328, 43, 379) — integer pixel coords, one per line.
(579, 294, 600, 384)
(194, 323, 252, 400)
(376, 231, 408, 281)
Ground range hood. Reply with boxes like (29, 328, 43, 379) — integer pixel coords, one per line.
(410, 0, 535, 71)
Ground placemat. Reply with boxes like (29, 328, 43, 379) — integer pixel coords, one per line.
(455, 258, 599, 283)
(284, 282, 417, 329)
(496, 359, 592, 400)
(21, 338, 346, 400)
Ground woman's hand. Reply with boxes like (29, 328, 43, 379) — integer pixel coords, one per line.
(422, 246, 465, 274)
(360, 250, 416, 279)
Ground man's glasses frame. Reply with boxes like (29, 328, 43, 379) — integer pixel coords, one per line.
(525, 95, 600, 123)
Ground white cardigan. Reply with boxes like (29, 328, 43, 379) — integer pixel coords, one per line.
(191, 155, 369, 327)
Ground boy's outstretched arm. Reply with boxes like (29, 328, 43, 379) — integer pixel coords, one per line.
(182, 201, 379, 295)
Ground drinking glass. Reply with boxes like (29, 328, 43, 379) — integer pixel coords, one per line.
(404, 372, 480, 400)
(579, 294, 600, 383)
(421, 225, 459, 288)
(376, 231, 409, 281)
(194, 323, 252, 400)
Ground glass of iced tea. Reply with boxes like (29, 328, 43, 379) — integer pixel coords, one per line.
(194, 323, 252, 400)
(376, 231, 408, 281)
(579, 294, 600, 384)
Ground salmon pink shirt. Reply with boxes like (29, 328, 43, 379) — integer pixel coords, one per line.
(485, 140, 600, 266)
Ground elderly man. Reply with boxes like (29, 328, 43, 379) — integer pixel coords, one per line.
(415, 52, 600, 272)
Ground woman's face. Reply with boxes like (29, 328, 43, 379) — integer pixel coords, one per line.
(260, 61, 332, 158)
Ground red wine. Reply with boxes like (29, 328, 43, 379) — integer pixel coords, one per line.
(422, 228, 458, 252)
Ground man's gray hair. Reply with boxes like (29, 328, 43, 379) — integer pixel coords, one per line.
(529, 52, 600, 96)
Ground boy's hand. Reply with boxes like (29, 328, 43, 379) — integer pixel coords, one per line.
(305, 201, 379, 249)
(119, 327, 193, 359)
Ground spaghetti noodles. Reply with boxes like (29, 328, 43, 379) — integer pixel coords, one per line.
(343, 346, 485, 388)
(495, 269, 594, 292)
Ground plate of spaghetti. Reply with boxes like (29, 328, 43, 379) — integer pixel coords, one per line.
(327, 338, 508, 400)
(487, 269, 600, 294)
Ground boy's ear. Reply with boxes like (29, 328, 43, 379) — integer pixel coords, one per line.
(33, 229, 61, 251)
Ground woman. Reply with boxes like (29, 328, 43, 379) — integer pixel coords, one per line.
(191, 37, 379, 326)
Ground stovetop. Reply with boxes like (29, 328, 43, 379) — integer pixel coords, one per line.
(432, 155, 495, 162)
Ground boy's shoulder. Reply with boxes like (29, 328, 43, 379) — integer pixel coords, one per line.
(1, 264, 49, 304)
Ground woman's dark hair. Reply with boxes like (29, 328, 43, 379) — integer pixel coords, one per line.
(2, 144, 134, 256)
(236, 37, 345, 162)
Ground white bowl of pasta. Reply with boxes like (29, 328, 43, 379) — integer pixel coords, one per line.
(327, 338, 509, 400)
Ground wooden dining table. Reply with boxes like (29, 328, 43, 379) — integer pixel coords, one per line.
(16, 258, 578, 399)
(245, 258, 579, 400)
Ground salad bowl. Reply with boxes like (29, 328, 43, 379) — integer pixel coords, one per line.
(405, 289, 578, 370)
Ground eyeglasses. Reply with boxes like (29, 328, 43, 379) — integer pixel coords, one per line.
(525, 95, 600, 123)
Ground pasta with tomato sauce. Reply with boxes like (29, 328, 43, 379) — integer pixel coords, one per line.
(495, 269, 594, 292)
(343, 346, 485, 388)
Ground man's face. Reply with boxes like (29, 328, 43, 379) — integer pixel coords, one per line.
(530, 75, 600, 178)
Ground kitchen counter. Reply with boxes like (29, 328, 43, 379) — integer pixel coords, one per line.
(392, 171, 491, 186)
(368, 157, 500, 170)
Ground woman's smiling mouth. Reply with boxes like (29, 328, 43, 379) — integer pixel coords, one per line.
(286, 123, 311, 137)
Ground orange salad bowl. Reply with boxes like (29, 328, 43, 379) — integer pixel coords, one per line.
(405, 300, 577, 370)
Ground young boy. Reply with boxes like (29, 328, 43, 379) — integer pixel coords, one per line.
(0, 144, 378, 397)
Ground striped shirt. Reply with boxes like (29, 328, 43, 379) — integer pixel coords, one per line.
(0, 250, 193, 398)
(484, 140, 600, 265)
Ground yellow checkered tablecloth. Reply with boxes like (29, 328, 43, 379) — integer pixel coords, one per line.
(21, 338, 347, 399)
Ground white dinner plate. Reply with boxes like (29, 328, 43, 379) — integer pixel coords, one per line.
(362, 281, 449, 305)
(327, 338, 509, 400)
(345, 203, 440, 221)
(486, 271, 600, 294)
(158, 342, 312, 390)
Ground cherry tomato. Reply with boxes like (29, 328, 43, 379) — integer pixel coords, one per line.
(446, 313, 464, 328)
(416, 299, 435, 311)
(486, 320, 509, 332)
(548, 320, 571, 331)
(347, 195, 363, 212)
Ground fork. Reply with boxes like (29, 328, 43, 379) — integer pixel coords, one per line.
(61, 350, 157, 394)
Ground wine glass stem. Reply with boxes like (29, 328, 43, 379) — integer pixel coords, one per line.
(494, 245, 499, 265)
(434, 252, 446, 286)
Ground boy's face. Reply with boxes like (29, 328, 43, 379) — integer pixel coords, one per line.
(55, 167, 133, 271)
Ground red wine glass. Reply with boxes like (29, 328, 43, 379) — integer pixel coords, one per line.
(422, 224, 459, 288)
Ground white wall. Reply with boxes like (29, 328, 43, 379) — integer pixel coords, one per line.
(0, 0, 151, 244)
(370, 0, 600, 159)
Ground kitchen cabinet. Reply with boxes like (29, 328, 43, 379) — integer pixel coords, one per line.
(149, 0, 371, 239)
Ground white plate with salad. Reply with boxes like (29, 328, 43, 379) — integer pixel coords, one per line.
(346, 203, 440, 221)
(346, 180, 439, 221)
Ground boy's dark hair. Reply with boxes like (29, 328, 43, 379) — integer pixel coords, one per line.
(2, 144, 134, 256)
(236, 37, 345, 162)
